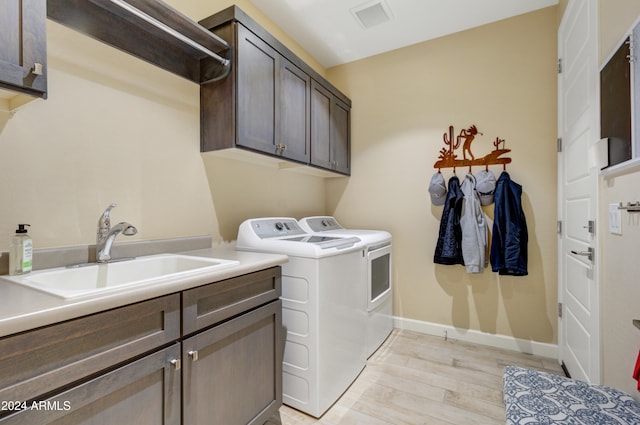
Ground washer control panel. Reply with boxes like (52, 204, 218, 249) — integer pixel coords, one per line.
(250, 218, 306, 239)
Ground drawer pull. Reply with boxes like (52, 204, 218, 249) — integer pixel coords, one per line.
(32, 63, 44, 76)
(170, 359, 181, 370)
(188, 350, 199, 361)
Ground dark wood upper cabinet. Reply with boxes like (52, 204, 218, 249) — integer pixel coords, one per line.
(235, 25, 311, 163)
(201, 19, 311, 164)
(200, 6, 350, 175)
(310, 81, 351, 175)
(0, 0, 47, 98)
(236, 25, 280, 158)
(280, 58, 311, 163)
(333, 99, 351, 175)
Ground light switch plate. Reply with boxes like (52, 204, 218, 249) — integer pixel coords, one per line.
(609, 203, 622, 235)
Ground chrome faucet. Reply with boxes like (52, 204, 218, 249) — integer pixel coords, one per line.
(96, 203, 137, 263)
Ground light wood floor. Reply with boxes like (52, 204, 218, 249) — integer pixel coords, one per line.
(267, 329, 564, 425)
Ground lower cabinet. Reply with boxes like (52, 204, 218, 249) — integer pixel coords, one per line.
(0, 266, 283, 425)
(183, 300, 283, 425)
(0, 294, 181, 406)
(0, 344, 181, 424)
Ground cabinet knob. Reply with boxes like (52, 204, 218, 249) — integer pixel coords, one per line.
(170, 359, 181, 370)
(188, 350, 199, 361)
(32, 63, 44, 76)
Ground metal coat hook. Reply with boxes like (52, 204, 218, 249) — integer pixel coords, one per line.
(618, 202, 640, 212)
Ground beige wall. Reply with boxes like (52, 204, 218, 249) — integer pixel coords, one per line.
(0, 0, 600, 358)
(326, 7, 559, 345)
(598, 0, 640, 399)
(0, 0, 328, 251)
(600, 0, 640, 64)
(0, 22, 214, 249)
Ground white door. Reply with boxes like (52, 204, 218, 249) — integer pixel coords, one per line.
(557, 0, 600, 383)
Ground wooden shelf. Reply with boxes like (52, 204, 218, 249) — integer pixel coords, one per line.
(47, 0, 231, 84)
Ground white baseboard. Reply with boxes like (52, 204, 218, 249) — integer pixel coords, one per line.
(393, 316, 559, 359)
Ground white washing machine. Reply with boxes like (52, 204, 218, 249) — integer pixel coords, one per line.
(299, 216, 393, 358)
(236, 218, 367, 418)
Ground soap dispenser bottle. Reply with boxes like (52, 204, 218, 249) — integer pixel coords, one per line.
(10, 224, 32, 276)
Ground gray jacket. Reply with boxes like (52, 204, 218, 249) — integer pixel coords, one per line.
(460, 174, 488, 273)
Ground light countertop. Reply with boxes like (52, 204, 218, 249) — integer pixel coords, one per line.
(0, 243, 288, 338)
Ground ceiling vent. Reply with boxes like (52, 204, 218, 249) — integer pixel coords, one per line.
(351, 0, 393, 30)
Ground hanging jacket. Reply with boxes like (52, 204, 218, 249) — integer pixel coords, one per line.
(434, 175, 464, 265)
(490, 171, 528, 276)
(460, 173, 488, 273)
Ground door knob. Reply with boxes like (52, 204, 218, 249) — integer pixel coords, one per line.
(570, 247, 594, 262)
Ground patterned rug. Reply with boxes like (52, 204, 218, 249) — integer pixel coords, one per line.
(503, 365, 640, 424)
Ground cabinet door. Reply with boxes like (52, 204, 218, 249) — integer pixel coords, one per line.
(0, 0, 46, 96)
(236, 24, 279, 155)
(310, 80, 333, 170)
(0, 344, 181, 425)
(332, 98, 351, 175)
(310, 80, 351, 175)
(183, 301, 283, 425)
(280, 59, 310, 163)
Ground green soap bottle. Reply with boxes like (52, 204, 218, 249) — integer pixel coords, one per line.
(9, 224, 32, 276)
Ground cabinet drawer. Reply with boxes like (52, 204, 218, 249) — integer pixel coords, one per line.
(182, 266, 281, 335)
(0, 344, 181, 424)
(0, 294, 180, 404)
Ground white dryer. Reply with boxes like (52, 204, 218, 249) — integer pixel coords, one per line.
(299, 216, 393, 358)
(236, 218, 367, 418)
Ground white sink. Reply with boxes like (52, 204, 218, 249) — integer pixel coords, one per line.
(3, 254, 239, 299)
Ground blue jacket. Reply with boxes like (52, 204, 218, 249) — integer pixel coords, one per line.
(490, 172, 528, 276)
(434, 176, 464, 265)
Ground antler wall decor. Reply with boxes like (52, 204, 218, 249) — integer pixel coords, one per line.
(434, 124, 512, 171)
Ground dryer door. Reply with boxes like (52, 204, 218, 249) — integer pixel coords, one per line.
(367, 243, 392, 312)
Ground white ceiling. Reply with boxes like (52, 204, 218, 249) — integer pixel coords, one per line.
(248, 0, 559, 68)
